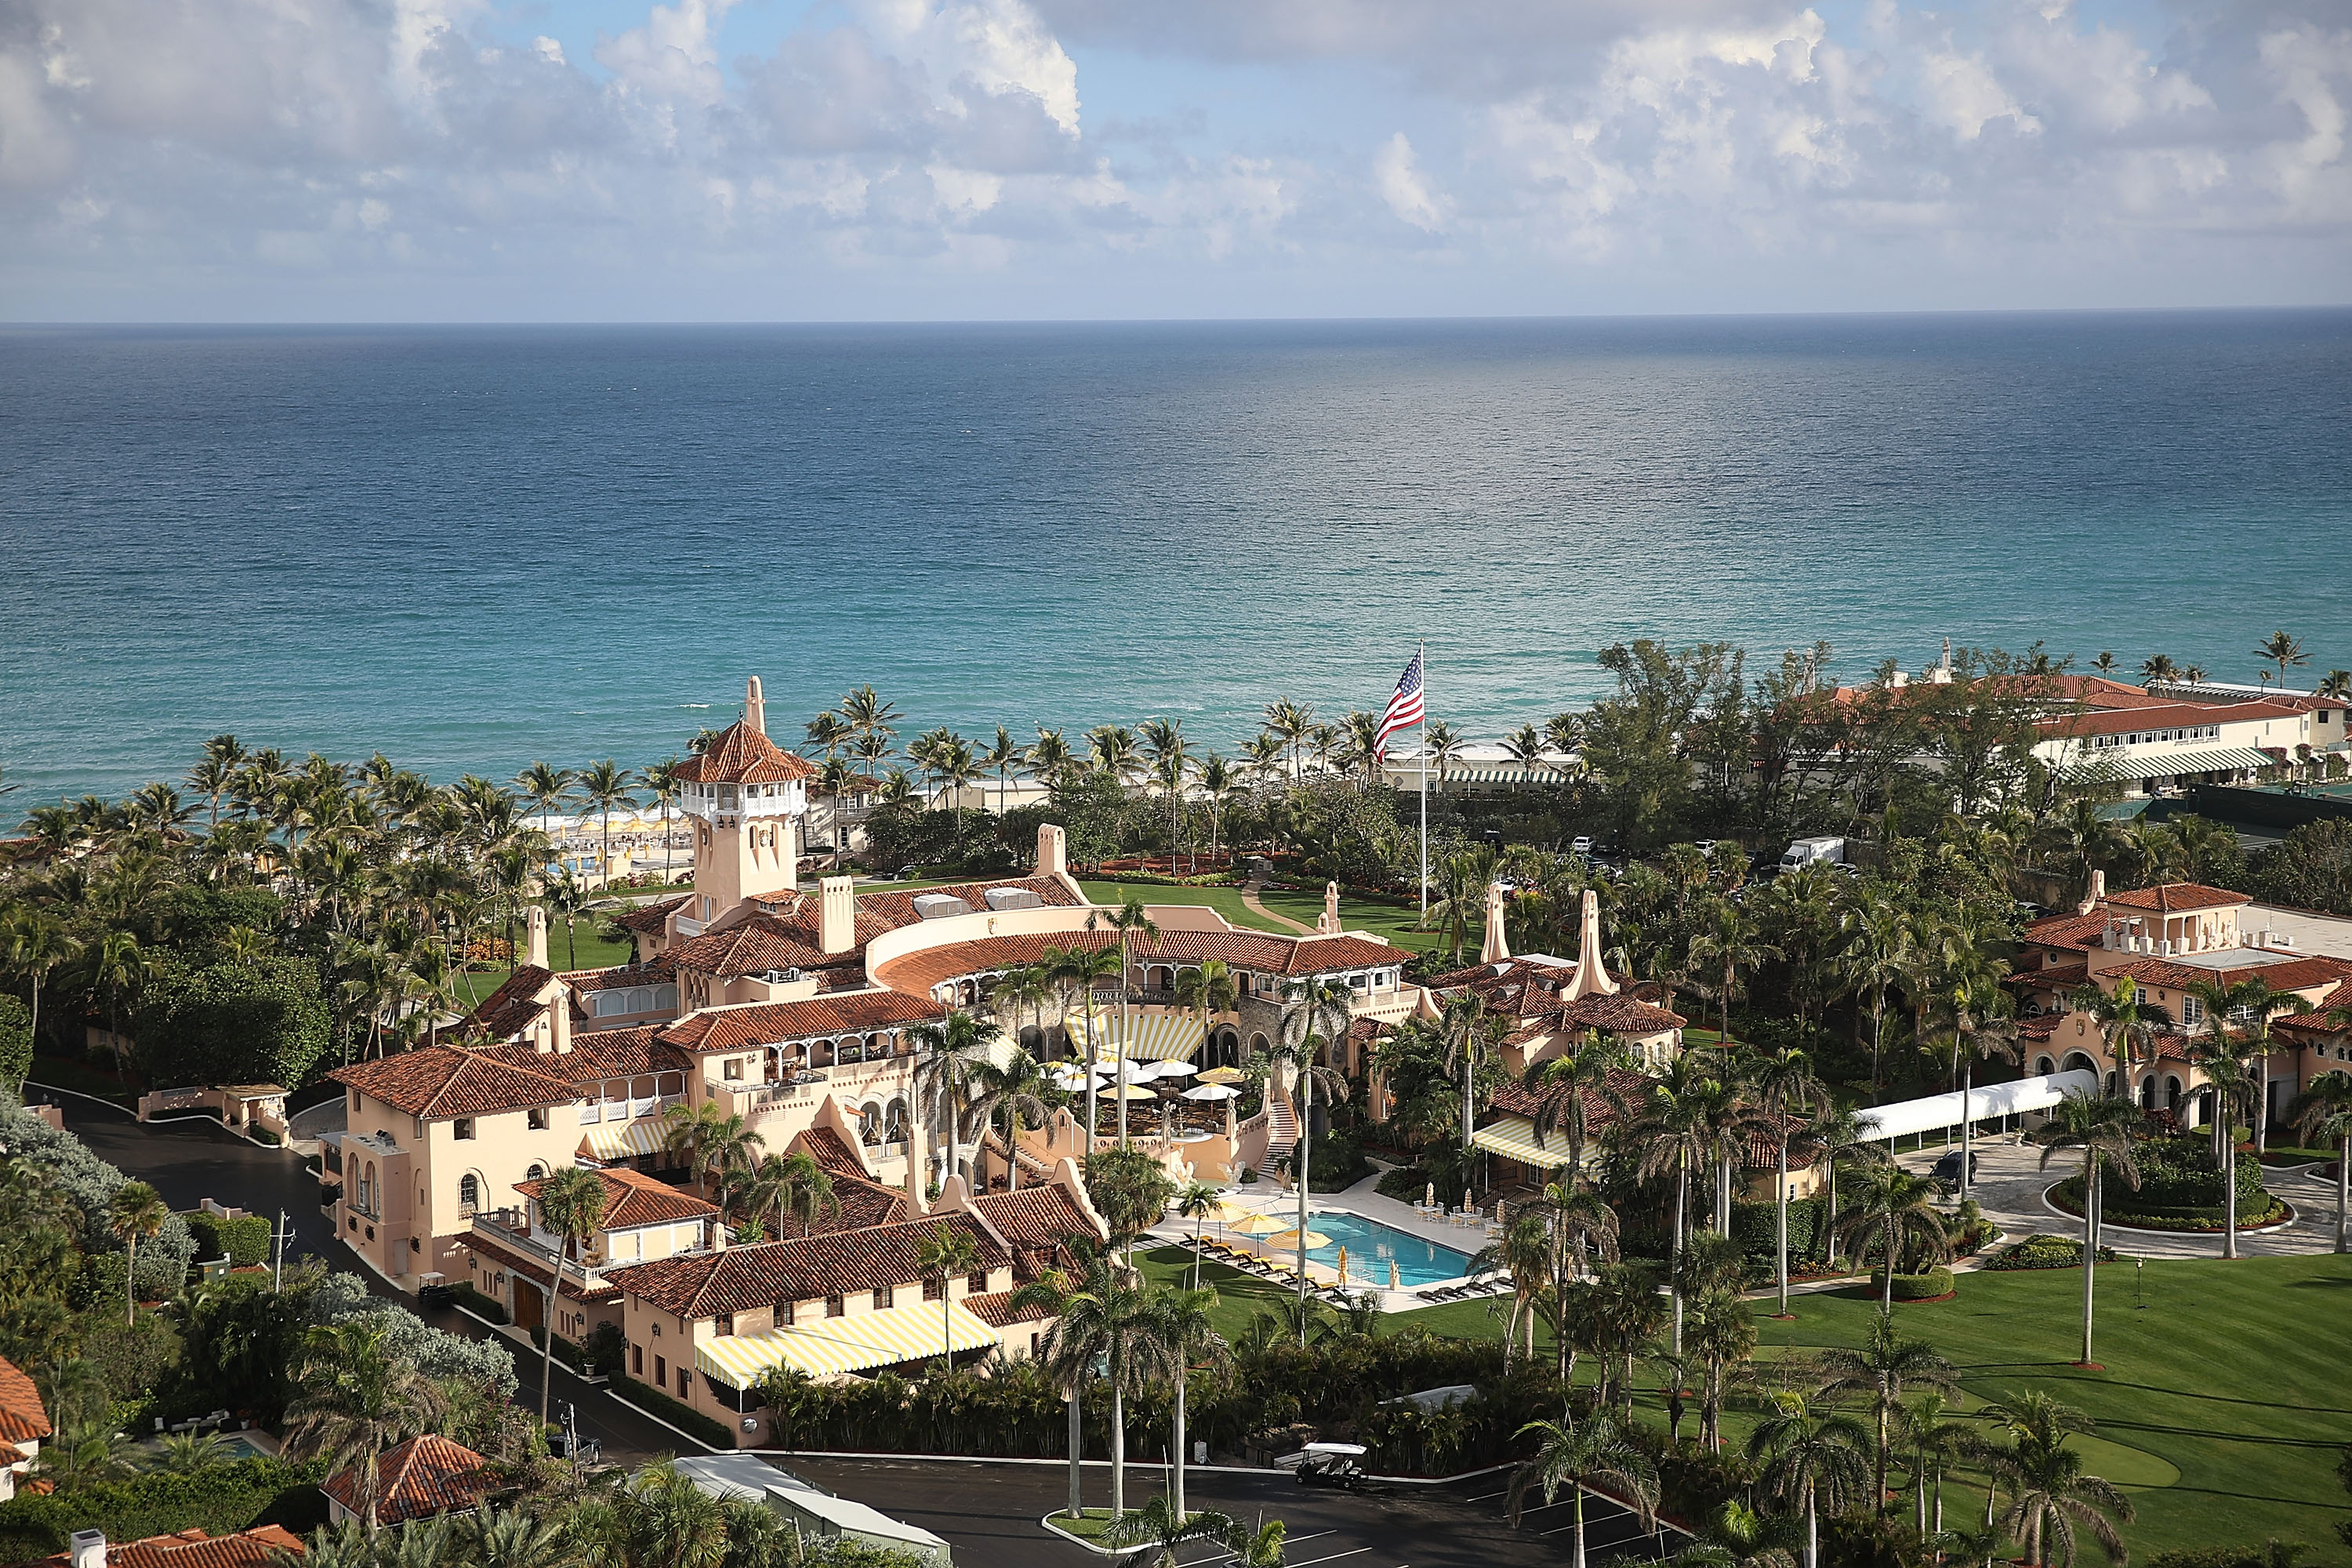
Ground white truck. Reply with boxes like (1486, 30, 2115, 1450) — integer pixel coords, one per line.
(1779, 835, 1846, 873)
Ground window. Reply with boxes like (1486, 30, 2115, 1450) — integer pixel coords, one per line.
(633, 1344, 644, 1375)
(678, 1367, 692, 1398)
(2181, 996, 2205, 1024)
(715, 1316, 732, 1337)
(527, 1163, 546, 1181)
(826, 1294, 844, 1318)
(528, 1108, 548, 1130)
(458, 1174, 480, 1217)
(872, 1288, 890, 1311)
(924, 1277, 942, 1301)
(967, 1270, 988, 1294)
(655, 1355, 666, 1386)
(724, 1058, 744, 1081)
(453, 1118, 475, 1141)
(350, 1091, 361, 1112)
(773, 1303, 793, 1328)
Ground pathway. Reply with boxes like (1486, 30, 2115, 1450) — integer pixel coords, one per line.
(1896, 1134, 2343, 1261)
(1240, 876, 1313, 934)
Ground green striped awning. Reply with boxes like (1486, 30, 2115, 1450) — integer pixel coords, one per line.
(1068, 1011, 1201, 1062)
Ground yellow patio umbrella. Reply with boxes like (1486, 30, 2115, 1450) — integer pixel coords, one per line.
(1197, 1066, 1245, 1086)
(1231, 1213, 1288, 1236)
(1335, 1244, 1348, 1284)
(1096, 1083, 1157, 1101)
(1263, 1228, 1332, 1250)
(1207, 1196, 1256, 1223)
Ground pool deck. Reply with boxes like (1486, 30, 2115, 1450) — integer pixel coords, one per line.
(1148, 1168, 1494, 1312)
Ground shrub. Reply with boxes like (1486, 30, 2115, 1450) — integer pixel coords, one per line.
(305, 1272, 517, 1396)
(0, 996, 30, 1091)
(530, 1325, 589, 1374)
(582, 1321, 626, 1377)
(1304, 1128, 1370, 1192)
(1888, 1267, 1955, 1301)
(1730, 1196, 1822, 1263)
(131, 955, 332, 1091)
(615, 1374, 735, 1449)
(2145, 1548, 2316, 1568)
(1988, 1233, 2120, 1271)
(448, 1282, 508, 1323)
(0, 1100, 198, 1291)
(0, 1457, 318, 1555)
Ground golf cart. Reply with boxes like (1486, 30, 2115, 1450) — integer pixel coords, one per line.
(1283, 1443, 1370, 1491)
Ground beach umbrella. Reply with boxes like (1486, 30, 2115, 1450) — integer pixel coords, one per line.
(1097, 1083, 1156, 1101)
(1425, 1182, 1436, 1208)
(1207, 1196, 1255, 1223)
(1336, 1245, 1348, 1285)
(1263, 1229, 1332, 1250)
(1153, 1061, 1200, 1078)
(1181, 1083, 1240, 1102)
(1232, 1213, 1287, 1236)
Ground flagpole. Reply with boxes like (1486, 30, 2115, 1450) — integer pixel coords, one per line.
(1418, 641, 1428, 920)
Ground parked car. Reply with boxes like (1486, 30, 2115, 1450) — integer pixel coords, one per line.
(1570, 836, 1593, 856)
(1930, 1150, 1979, 1191)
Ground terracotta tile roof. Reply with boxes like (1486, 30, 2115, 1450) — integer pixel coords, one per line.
(872, 927, 1409, 996)
(459, 1228, 620, 1302)
(321, 1435, 495, 1526)
(605, 1213, 1010, 1320)
(474, 1027, 694, 1085)
(2277, 979, 2352, 1032)
(616, 895, 693, 935)
(673, 721, 818, 785)
(2106, 954, 2352, 996)
(2021, 912, 2106, 952)
(330, 1047, 579, 1118)
(786, 1172, 915, 1236)
(2102, 882, 2254, 913)
(844, 875, 1083, 935)
(13, 1526, 311, 1568)
(2014, 962, 2089, 990)
(0, 1356, 50, 1445)
(1489, 1066, 1653, 1137)
(461, 965, 557, 1039)
(964, 1290, 1051, 1328)
(2041, 699, 2308, 739)
(789, 1126, 873, 1180)
(562, 960, 677, 993)
(2018, 1014, 2064, 1039)
(1428, 957, 1636, 1021)
(517, 1166, 717, 1229)
(971, 1184, 1105, 1247)
(659, 990, 945, 1052)
(1562, 994, 1686, 1033)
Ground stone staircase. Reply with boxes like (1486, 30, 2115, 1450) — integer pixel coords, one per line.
(1256, 1094, 1298, 1181)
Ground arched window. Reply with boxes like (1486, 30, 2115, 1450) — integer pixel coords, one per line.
(459, 1174, 481, 1216)
(526, 1163, 547, 1181)
(2034, 1055, 2055, 1076)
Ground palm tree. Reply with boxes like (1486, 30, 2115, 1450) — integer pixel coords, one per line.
(2256, 630, 2309, 688)
(2069, 977, 2161, 1091)
(965, 1046, 1050, 1192)
(575, 761, 639, 891)
(1104, 898, 1160, 1148)
(2191, 1043, 2259, 1261)
(1018, 1243, 1169, 1521)
(1102, 1496, 1236, 1568)
(533, 1164, 608, 1428)
(1150, 1284, 1225, 1526)
(1419, 846, 1498, 965)
(2140, 653, 2179, 685)
(838, 685, 902, 748)
(744, 1149, 838, 1238)
(1140, 718, 1190, 845)
(1747, 1390, 1872, 1568)
(1263, 699, 1314, 780)
(909, 1008, 1003, 1189)
(285, 1321, 440, 1537)
(643, 758, 684, 881)
(1051, 942, 1123, 1148)
(1669, 1500, 1802, 1568)
(1519, 1028, 1631, 1190)
(983, 726, 1023, 818)
(1501, 724, 1546, 791)
(514, 762, 578, 837)
(1905, 1391, 1987, 1542)
(1027, 728, 1075, 789)
(1688, 896, 1779, 1040)
(2318, 670, 2352, 701)
(1817, 1308, 1958, 1512)
(1983, 1391, 2134, 1568)
(1275, 977, 1352, 1331)
(1745, 1046, 1823, 1316)
(1196, 754, 1234, 869)
(2036, 1093, 2140, 1365)
(914, 1226, 982, 1365)
(2187, 975, 2278, 1153)
(1173, 960, 1239, 1067)
(92, 929, 152, 1080)
(2288, 1069, 2352, 1253)
(659, 1101, 764, 1201)
(1838, 895, 1912, 1093)
(1835, 1163, 1949, 1312)
(804, 710, 852, 760)
(1928, 971, 2019, 1206)
(1506, 1408, 1658, 1568)
(2, 906, 78, 1051)
(1634, 1050, 1737, 1352)
(1174, 1181, 1221, 1288)
(106, 1181, 167, 1323)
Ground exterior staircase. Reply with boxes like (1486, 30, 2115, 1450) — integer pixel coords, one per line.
(1256, 1094, 1298, 1181)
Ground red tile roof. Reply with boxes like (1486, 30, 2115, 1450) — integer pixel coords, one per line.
(2277, 979, 2352, 1032)
(0, 1356, 50, 1445)
(2040, 699, 2308, 739)
(461, 965, 557, 1039)
(971, 1184, 1105, 1248)
(964, 1290, 1052, 1328)
(2021, 912, 2106, 952)
(1561, 994, 1686, 1034)
(2102, 882, 2253, 913)
(673, 722, 817, 786)
(330, 1047, 578, 1118)
(666, 912, 848, 982)
(605, 1213, 1010, 1320)
(13, 1526, 310, 1568)
(659, 991, 946, 1052)
(2105, 954, 2352, 996)
(517, 1166, 717, 1229)
(562, 960, 677, 994)
(789, 1126, 873, 1181)
(459, 1228, 620, 1302)
(871, 927, 1407, 996)
(475, 1027, 694, 1085)
(615, 894, 693, 935)
(1489, 1066, 1653, 1137)
(2014, 962, 2089, 990)
(321, 1435, 495, 1526)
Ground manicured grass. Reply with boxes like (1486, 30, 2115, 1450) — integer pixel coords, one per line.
(1133, 1243, 1304, 1338)
(1255, 888, 1443, 954)
(1389, 1254, 2352, 1560)
(1081, 881, 1292, 935)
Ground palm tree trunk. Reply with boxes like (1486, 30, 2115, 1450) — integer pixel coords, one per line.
(1804, 1488, 1818, 1568)
(2081, 1162, 2099, 1365)
(1171, 1364, 1188, 1523)
(541, 1243, 568, 1428)
(1111, 1382, 1126, 1519)
(1882, 1216, 1896, 1311)
(1571, 1491, 1587, 1568)
(125, 1234, 137, 1325)
(1777, 1137, 1791, 1316)
(1295, 1073, 1313, 1336)
(2223, 1131, 2238, 1261)
(1671, 1158, 1687, 1354)
(1066, 1382, 1084, 1519)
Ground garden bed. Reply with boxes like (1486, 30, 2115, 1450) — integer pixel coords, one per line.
(2045, 1183, 2291, 1233)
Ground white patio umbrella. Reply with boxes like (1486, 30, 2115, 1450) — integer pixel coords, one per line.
(1182, 1083, 1240, 1101)
(1152, 1061, 1200, 1078)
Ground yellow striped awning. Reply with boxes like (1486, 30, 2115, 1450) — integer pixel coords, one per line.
(1470, 1116, 1575, 1170)
(695, 1300, 1000, 1386)
(579, 1120, 670, 1161)
(1067, 1010, 1202, 1062)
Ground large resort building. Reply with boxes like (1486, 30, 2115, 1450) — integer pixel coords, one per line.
(323, 677, 1427, 1443)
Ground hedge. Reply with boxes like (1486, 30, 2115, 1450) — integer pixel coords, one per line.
(0, 1457, 321, 1557)
(615, 1374, 737, 1449)
(449, 1282, 508, 1323)
(1989, 1233, 2121, 1271)
(1730, 1197, 1824, 1264)
(1888, 1268, 1955, 1301)
(187, 1212, 270, 1268)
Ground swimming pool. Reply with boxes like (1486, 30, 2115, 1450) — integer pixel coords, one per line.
(1286, 1210, 1472, 1288)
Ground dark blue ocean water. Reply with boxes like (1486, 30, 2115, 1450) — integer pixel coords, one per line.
(3, 313, 2348, 800)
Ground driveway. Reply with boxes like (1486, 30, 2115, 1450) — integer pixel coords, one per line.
(1897, 1133, 2343, 1261)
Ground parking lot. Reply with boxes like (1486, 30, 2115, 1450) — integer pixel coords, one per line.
(780, 1456, 1678, 1568)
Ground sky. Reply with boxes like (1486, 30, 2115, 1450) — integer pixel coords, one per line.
(0, 0, 2346, 320)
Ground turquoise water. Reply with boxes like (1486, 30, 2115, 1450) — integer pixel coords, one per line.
(3, 314, 2349, 800)
(1305, 1210, 1472, 1287)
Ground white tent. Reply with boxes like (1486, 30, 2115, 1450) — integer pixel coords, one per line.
(1854, 1069, 2100, 1144)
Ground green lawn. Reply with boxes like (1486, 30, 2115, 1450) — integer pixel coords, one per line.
(1134, 1243, 1310, 1339)
(1255, 888, 1442, 955)
(1388, 1254, 2352, 1560)
(1080, 881, 1292, 935)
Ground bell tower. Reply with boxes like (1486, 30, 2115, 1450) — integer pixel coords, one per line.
(677, 676, 815, 924)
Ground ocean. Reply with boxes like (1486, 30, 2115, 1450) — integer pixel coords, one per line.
(3, 312, 2348, 802)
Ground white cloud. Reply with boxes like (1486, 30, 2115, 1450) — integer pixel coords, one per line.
(1373, 132, 1449, 230)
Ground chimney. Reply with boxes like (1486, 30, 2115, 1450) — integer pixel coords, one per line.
(710, 1218, 728, 1251)
(527, 906, 549, 971)
(69, 1533, 105, 1568)
(1566, 889, 1621, 1000)
(1037, 822, 1068, 880)
(820, 875, 857, 956)
(1479, 882, 1510, 965)
(746, 676, 766, 736)
(2077, 867, 2106, 918)
(550, 982, 573, 1054)
(1318, 880, 1342, 935)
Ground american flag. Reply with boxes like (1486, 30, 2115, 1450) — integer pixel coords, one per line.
(1375, 648, 1425, 761)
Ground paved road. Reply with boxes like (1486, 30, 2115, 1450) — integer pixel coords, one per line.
(782, 1456, 1670, 1568)
(34, 1092, 682, 1467)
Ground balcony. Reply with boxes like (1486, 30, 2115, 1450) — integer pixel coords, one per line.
(579, 1094, 681, 1125)
(673, 914, 704, 938)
